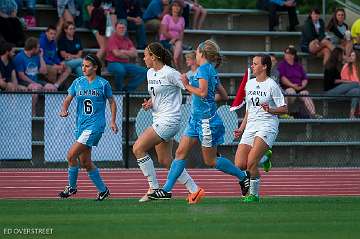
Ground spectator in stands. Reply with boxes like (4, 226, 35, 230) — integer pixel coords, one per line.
(184, 51, 196, 103)
(160, 0, 185, 69)
(58, 21, 84, 77)
(40, 25, 71, 89)
(278, 45, 320, 118)
(324, 47, 360, 118)
(15, 0, 37, 27)
(258, 0, 299, 31)
(105, 20, 146, 91)
(82, 0, 94, 28)
(326, 8, 352, 59)
(74, 0, 85, 27)
(301, 8, 334, 65)
(0, 0, 25, 46)
(14, 37, 57, 115)
(269, 53, 280, 85)
(341, 50, 360, 83)
(271, 0, 298, 31)
(142, 0, 170, 32)
(0, 41, 26, 91)
(270, 53, 293, 119)
(56, 0, 78, 37)
(351, 18, 360, 49)
(184, 0, 206, 29)
(89, 0, 117, 60)
(115, 0, 147, 49)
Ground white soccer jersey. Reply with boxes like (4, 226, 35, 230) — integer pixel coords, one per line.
(245, 77, 286, 132)
(147, 65, 185, 122)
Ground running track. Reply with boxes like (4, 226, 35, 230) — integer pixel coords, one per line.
(0, 168, 360, 199)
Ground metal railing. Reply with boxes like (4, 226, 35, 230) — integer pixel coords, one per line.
(1, 92, 360, 168)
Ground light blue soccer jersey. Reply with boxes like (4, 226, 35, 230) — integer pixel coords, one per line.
(68, 76, 113, 133)
(190, 62, 219, 119)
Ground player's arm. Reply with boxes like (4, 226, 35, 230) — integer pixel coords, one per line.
(108, 96, 119, 134)
(215, 82, 228, 101)
(261, 84, 288, 115)
(262, 104, 288, 115)
(234, 110, 248, 139)
(59, 95, 74, 117)
(181, 74, 208, 98)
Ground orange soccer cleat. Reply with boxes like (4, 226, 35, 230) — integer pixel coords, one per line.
(187, 188, 205, 204)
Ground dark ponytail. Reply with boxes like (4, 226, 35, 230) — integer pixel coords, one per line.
(84, 54, 102, 75)
(147, 42, 174, 67)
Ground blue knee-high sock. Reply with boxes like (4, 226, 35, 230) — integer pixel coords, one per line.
(88, 168, 106, 192)
(163, 159, 186, 192)
(215, 156, 247, 181)
(68, 166, 79, 189)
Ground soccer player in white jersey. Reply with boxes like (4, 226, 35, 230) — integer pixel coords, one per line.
(234, 54, 288, 203)
(148, 40, 250, 201)
(132, 42, 204, 204)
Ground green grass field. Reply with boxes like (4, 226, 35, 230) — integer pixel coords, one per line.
(1, 197, 360, 239)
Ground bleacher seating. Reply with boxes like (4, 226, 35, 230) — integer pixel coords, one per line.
(4, 3, 359, 168)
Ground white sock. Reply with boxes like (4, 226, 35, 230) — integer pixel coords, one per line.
(250, 177, 260, 197)
(177, 169, 198, 193)
(137, 155, 159, 190)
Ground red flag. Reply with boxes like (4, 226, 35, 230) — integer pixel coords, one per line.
(230, 68, 250, 111)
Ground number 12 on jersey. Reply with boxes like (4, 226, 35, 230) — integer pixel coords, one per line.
(251, 97, 260, 106)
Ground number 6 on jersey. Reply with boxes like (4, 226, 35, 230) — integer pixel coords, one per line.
(84, 99, 93, 114)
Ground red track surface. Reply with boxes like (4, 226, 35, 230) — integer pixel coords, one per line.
(0, 168, 360, 199)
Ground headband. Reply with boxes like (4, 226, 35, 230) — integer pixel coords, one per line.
(85, 54, 97, 65)
(147, 46, 161, 59)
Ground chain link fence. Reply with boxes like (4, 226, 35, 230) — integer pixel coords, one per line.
(1, 92, 360, 168)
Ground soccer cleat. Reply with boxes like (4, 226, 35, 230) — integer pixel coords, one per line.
(262, 149, 273, 173)
(242, 194, 260, 203)
(58, 186, 77, 198)
(96, 187, 110, 201)
(187, 188, 205, 204)
(148, 189, 172, 200)
(239, 171, 250, 196)
(139, 188, 153, 203)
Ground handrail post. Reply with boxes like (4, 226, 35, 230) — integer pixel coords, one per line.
(124, 92, 130, 168)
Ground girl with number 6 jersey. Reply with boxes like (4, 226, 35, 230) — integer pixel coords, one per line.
(58, 54, 118, 201)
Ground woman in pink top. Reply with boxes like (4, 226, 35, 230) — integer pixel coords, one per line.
(159, 0, 185, 69)
(341, 50, 360, 83)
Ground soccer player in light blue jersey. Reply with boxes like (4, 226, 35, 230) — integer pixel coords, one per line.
(148, 40, 250, 201)
(58, 54, 118, 201)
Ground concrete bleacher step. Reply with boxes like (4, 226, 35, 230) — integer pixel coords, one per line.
(25, 27, 302, 52)
(32, 5, 311, 31)
(80, 48, 324, 75)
